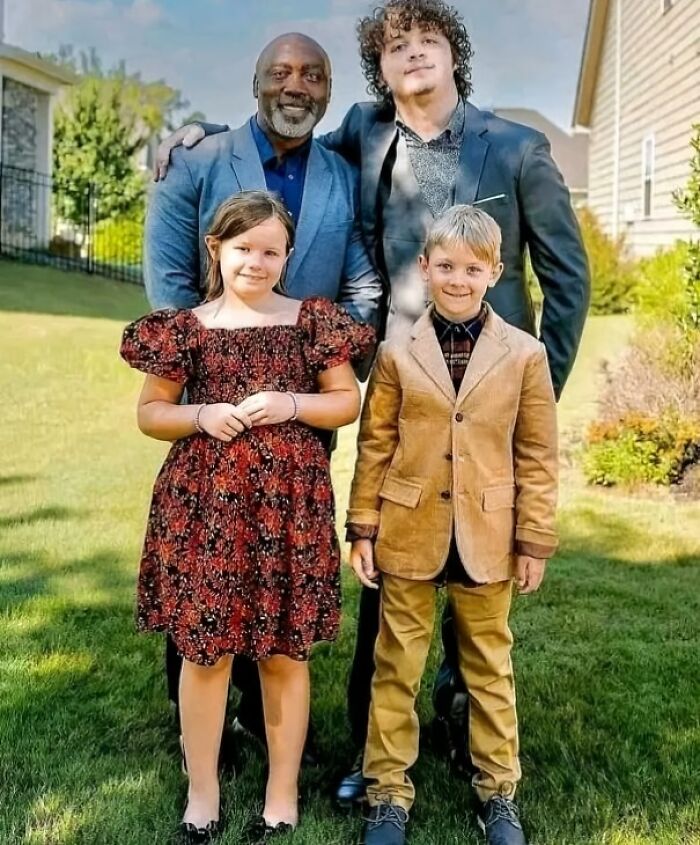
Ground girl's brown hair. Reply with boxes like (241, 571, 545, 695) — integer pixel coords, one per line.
(204, 190, 296, 300)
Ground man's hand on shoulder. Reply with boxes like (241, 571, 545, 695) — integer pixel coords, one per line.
(153, 123, 206, 182)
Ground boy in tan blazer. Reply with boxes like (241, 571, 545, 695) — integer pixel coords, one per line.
(346, 206, 558, 845)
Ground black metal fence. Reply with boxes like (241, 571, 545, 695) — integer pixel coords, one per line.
(0, 163, 144, 284)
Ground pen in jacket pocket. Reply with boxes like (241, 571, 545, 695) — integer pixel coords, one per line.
(473, 194, 506, 205)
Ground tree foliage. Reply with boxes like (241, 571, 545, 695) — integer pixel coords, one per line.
(672, 123, 700, 335)
(47, 45, 201, 224)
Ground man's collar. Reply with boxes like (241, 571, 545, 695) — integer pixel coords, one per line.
(395, 98, 466, 142)
(431, 302, 487, 338)
(250, 115, 312, 164)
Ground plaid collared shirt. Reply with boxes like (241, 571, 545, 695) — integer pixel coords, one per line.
(396, 100, 465, 217)
(431, 305, 487, 393)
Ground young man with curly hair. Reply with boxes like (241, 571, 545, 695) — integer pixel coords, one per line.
(155, 3, 589, 842)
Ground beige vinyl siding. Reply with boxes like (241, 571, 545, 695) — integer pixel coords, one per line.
(588, 0, 618, 234)
(586, 0, 700, 256)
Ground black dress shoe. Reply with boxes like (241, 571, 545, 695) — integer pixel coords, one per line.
(179, 819, 219, 843)
(335, 751, 368, 809)
(476, 796, 527, 845)
(359, 803, 408, 845)
(243, 814, 295, 844)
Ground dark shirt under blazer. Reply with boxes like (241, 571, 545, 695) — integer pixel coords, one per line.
(144, 118, 383, 332)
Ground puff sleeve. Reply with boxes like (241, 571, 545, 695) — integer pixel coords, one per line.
(120, 309, 194, 384)
(301, 297, 375, 375)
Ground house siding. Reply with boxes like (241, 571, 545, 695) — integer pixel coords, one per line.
(586, 0, 700, 256)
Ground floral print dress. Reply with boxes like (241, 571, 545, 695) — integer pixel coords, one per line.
(120, 297, 374, 666)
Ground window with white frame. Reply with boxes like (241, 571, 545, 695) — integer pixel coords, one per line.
(642, 134, 655, 219)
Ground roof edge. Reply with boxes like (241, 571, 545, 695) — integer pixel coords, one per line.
(0, 43, 78, 85)
(572, 0, 610, 128)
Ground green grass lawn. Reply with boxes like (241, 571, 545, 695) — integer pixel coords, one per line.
(1, 260, 699, 845)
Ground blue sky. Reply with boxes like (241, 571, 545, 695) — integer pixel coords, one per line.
(7, 0, 591, 131)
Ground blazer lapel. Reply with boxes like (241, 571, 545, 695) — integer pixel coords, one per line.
(409, 311, 455, 403)
(455, 307, 509, 406)
(290, 142, 332, 272)
(454, 102, 490, 205)
(362, 117, 398, 234)
(229, 122, 266, 190)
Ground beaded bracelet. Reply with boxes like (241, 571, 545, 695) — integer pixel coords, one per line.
(193, 403, 205, 433)
(286, 392, 298, 422)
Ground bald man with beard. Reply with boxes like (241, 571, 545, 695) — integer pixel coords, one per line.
(144, 32, 382, 776)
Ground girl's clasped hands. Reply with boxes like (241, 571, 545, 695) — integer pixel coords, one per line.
(198, 391, 297, 441)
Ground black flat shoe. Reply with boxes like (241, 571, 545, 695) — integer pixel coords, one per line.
(179, 819, 219, 843)
(244, 814, 295, 844)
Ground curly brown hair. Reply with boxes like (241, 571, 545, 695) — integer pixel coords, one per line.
(357, 0, 474, 104)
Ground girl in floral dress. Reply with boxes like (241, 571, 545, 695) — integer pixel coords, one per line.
(120, 191, 374, 842)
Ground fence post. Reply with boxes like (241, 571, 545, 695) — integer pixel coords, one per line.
(86, 182, 95, 274)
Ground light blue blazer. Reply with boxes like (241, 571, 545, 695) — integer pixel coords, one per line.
(144, 120, 382, 329)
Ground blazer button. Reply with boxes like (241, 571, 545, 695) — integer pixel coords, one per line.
(441, 490, 451, 500)
(445, 452, 453, 460)
(455, 412, 464, 422)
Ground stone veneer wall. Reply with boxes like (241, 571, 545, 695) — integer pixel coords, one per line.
(2, 77, 39, 169)
(1, 77, 41, 247)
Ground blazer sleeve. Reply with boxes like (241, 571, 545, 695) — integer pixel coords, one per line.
(513, 344, 559, 553)
(145, 149, 202, 310)
(518, 134, 590, 398)
(317, 104, 362, 165)
(346, 344, 402, 527)
(336, 168, 384, 336)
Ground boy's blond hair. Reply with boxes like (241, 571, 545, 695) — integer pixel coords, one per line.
(424, 204, 502, 266)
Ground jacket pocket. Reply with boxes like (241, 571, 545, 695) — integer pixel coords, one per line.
(481, 484, 516, 511)
(379, 476, 422, 509)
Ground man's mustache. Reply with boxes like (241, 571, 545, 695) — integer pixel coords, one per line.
(274, 97, 318, 113)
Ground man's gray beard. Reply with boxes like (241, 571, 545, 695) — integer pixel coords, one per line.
(269, 107, 318, 139)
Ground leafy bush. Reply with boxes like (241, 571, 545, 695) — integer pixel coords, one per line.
(581, 127, 700, 490)
(578, 206, 638, 315)
(583, 413, 700, 487)
(634, 242, 689, 326)
(597, 330, 700, 421)
(93, 216, 143, 265)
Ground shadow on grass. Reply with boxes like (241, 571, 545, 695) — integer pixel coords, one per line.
(0, 474, 38, 488)
(1, 515, 699, 844)
(0, 506, 87, 529)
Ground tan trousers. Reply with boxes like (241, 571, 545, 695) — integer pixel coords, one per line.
(364, 573, 520, 810)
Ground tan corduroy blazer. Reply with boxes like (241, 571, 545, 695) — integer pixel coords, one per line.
(346, 305, 559, 584)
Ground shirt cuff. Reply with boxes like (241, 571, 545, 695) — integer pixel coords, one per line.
(345, 523, 378, 543)
(515, 540, 556, 559)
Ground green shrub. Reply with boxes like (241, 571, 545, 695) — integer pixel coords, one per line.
(578, 206, 638, 315)
(597, 329, 700, 421)
(634, 242, 689, 327)
(582, 413, 700, 487)
(93, 216, 143, 265)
